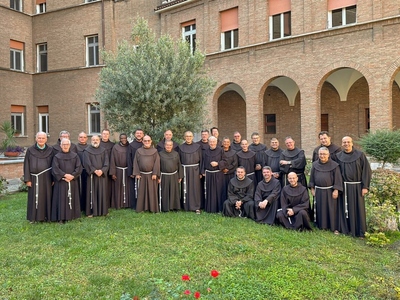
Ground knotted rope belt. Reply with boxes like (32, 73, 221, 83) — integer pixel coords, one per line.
(30, 167, 52, 209)
(344, 181, 361, 218)
(314, 185, 334, 222)
(182, 163, 199, 204)
(159, 170, 179, 210)
(117, 166, 128, 203)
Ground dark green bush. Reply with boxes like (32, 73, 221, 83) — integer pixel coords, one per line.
(359, 129, 400, 168)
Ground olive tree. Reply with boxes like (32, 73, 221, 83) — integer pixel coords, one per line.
(96, 17, 215, 143)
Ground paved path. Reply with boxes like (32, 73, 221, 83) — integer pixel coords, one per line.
(6, 178, 21, 193)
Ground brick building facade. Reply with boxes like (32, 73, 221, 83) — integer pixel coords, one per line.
(0, 0, 399, 156)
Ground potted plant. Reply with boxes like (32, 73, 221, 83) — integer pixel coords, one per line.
(0, 121, 24, 157)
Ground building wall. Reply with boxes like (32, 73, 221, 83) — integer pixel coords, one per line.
(0, 161, 23, 179)
(32, 4, 103, 70)
(263, 86, 301, 145)
(29, 0, 160, 144)
(1, 0, 400, 157)
(32, 68, 101, 144)
(217, 91, 246, 139)
(392, 82, 400, 130)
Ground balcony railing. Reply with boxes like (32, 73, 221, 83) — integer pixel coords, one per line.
(154, 0, 193, 12)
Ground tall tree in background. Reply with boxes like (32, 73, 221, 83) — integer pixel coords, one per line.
(96, 17, 215, 143)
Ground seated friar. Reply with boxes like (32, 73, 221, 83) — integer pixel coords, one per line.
(222, 166, 255, 220)
(276, 172, 312, 231)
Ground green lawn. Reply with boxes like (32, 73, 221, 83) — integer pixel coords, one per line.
(0, 193, 399, 299)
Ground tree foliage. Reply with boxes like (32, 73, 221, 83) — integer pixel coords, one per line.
(359, 129, 400, 168)
(96, 17, 215, 143)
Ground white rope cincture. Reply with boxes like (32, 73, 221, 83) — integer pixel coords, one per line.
(314, 185, 334, 222)
(182, 164, 199, 204)
(159, 170, 178, 211)
(67, 181, 72, 210)
(117, 167, 128, 203)
(30, 167, 52, 209)
(344, 181, 361, 219)
(204, 169, 221, 201)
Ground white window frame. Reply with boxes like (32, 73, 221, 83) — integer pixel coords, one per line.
(88, 104, 101, 134)
(269, 12, 291, 40)
(36, 2, 46, 14)
(37, 43, 47, 72)
(86, 35, 99, 67)
(221, 29, 238, 51)
(182, 23, 196, 54)
(11, 113, 25, 136)
(10, 0, 22, 11)
(10, 48, 24, 71)
(328, 5, 357, 28)
(39, 113, 49, 134)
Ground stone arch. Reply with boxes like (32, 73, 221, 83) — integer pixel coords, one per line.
(390, 70, 400, 130)
(317, 65, 370, 144)
(214, 82, 246, 139)
(385, 59, 400, 130)
(260, 75, 301, 144)
(316, 60, 374, 89)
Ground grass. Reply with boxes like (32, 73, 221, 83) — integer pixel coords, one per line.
(1, 193, 399, 300)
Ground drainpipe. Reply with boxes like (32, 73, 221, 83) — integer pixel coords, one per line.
(101, 0, 105, 49)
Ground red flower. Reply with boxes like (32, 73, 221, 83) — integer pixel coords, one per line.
(182, 274, 190, 281)
(194, 291, 201, 299)
(210, 270, 219, 278)
(133, 296, 139, 300)
(184, 290, 191, 295)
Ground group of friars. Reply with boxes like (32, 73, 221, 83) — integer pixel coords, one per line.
(24, 127, 371, 237)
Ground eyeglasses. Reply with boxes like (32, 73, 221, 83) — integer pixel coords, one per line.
(143, 140, 151, 142)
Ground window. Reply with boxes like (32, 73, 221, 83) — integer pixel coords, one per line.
(38, 106, 49, 134)
(270, 12, 291, 40)
(365, 108, 370, 132)
(220, 7, 239, 51)
(37, 43, 47, 72)
(88, 104, 100, 134)
(36, 0, 46, 13)
(269, 0, 291, 40)
(321, 114, 329, 132)
(10, 40, 24, 71)
(86, 35, 99, 66)
(328, 0, 357, 28)
(85, 0, 99, 2)
(10, 0, 22, 11)
(222, 29, 238, 50)
(182, 20, 196, 54)
(11, 105, 25, 136)
(265, 114, 276, 134)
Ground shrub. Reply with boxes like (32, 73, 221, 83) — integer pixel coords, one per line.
(18, 176, 28, 192)
(305, 158, 312, 175)
(365, 232, 391, 247)
(365, 169, 400, 232)
(359, 129, 400, 168)
(0, 175, 8, 196)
